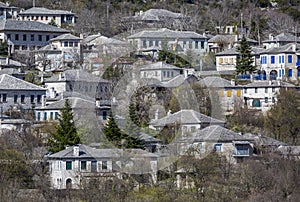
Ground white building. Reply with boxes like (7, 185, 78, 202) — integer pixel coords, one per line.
(18, 7, 76, 27)
(46, 144, 158, 189)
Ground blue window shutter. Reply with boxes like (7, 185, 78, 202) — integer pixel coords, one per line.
(271, 56, 275, 64)
(279, 70, 282, 77)
(289, 69, 292, 77)
(37, 112, 40, 121)
(282, 56, 284, 63)
(288, 55, 292, 63)
(282, 69, 284, 76)
(298, 69, 300, 77)
(279, 56, 281, 63)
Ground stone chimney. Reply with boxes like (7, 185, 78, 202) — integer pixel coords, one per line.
(231, 79, 235, 86)
(292, 44, 296, 52)
(49, 87, 56, 99)
(41, 95, 46, 107)
(167, 110, 172, 116)
(73, 145, 79, 157)
(95, 99, 100, 107)
(6, 57, 9, 65)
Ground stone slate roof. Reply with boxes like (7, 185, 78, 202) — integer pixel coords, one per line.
(243, 81, 295, 88)
(200, 76, 233, 88)
(162, 75, 186, 88)
(208, 35, 236, 43)
(45, 69, 110, 83)
(36, 97, 95, 110)
(260, 43, 300, 54)
(187, 125, 255, 142)
(216, 47, 264, 56)
(48, 144, 158, 159)
(128, 28, 207, 39)
(0, 74, 45, 90)
(276, 145, 300, 156)
(254, 135, 287, 147)
(149, 109, 225, 127)
(0, 19, 70, 33)
(50, 33, 81, 41)
(262, 32, 300, 43)
(141, 61, 181, 71)
(139, 132, 162, 143)
(19, 7, 75, 15)
(0, 57, 26, 67)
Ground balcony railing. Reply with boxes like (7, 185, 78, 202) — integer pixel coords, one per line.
(233, 149, 250, 156)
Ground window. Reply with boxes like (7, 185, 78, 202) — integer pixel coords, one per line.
(142, 40, 146, 48)
(55, 112, 59, 120)
(149, 40, 153, 47)
(31, 34, 34, 41)
(236, 90, 241, 97)
(53, 16, 56, 20)
(272, 97, 276, 103)
(163, 71, 166, 77)
(64, 41, 68, 47)
(167, 71, 170, 77)
(265, 88, 268, 93)
(69, 41, 73, 47)
(102, 161, 107, 170)
(289, 69, 293, 77)
(91, 161, 97, 172)
(74, 42, 78, 47)
(44, 112, 47, 120)
(189, 41, 192, 49)
(66, 161, 72, 170)
(195, 41, 198, 49)
(37, 112, 41, 121)
(271, 56, 275, 64)
(46, 16, 48, 20)
(201, 41, 204, 49)
(255, 88, 258, 93)
(37, 95, 41, 103)
(103, 111, 107, 120)
(15, 34, 19, 41)
(21, 95, 25, 103)
(14, 95, 18, 103)
(50, 112, 53, 120)
(272, 87, 275, 92)
(244, 88, 247, 93)
(155, 40, 158, 46)
(41, 16, 43, 20)
(252, 99, 261, 107)
(219, 58, 223, 64)
(81, 161, 87, 170)
(46, 35, 50, 41)
(214, 144, 222, 152)
(38, 35, 42, 41)
(288, 55, 293, 63)
(191, 126, 196, 132)
(28, 95, 34, 104)
(7, 34, 10, 40)
(218, 90, 224, 97)
(23, 34, 27, 41)
(265, 97, 268, 103)
(227, 90, 232, 97)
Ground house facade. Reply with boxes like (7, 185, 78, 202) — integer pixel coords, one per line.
(35, 33, 82, 71)
(44, 69, 111, 101)
(127, 28, 208, 56)
(259, 43, 300, 81)
(140, 61, 182, 82)
(0, 19, 69, 53)
(18, 7, 76, 27)
(0, 74, 46, 112)
(47, 144, 158, 189)
(242, 80, 295, 112)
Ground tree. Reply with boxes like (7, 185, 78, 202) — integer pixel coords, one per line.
(103, 111, 144, 149)
(48, 19, 58, 27)
(264, 88, 300, 145)
(48, 99, 81, 153)
(235, 35, 256, 75)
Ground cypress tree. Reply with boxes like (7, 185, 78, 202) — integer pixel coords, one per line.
(236, 35, 256, 75)
(48, 99, 81, 153)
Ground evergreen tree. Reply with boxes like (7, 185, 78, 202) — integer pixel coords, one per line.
(129, 102, 140, 126)
(103, 111, 144, 149)
(48, 99, 81, 153)
(235, 35, 256, 75)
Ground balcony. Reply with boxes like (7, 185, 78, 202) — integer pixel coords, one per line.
(233, 149, 250, 156)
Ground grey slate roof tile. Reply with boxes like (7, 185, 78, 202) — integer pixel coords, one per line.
(50, 33, 80, 41)
(0, 74, 45, 90)
(36, 97, 95, 110)
(128, 28, 207, 39)
(0, 19, 70, 33)
(262, 32, 300, 43)
(19, 7, 75, 15)
(200, 76, 233, 88)
(149, 109, 224, 127)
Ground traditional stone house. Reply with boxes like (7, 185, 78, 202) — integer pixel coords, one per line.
(140, 61, 182, 82)
(34, 33, 82, 71)
(262, 33, 300, 49)
(0, 19, 69, 53)
(18, 7, 76, 27)
(44, 69, 111, 101)
(149, 109, 225, 133)
(259, 43, 300, 81)
(242, 80, 295, 112)
(0, 74, 46, 112)
(46, 144, 158, 189)
(0, 2, 18, 20)
(127, 28, 208, 56)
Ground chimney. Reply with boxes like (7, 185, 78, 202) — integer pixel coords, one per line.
(95, 99, 100, 107)
(184, 69, 188, 78)
(167, 110, 172, 116)
(231, 79, 235, 86)
(292, 44, 296, 52)
(73, 145, 79, 157)
(49, 87, 56, 99)
(59, 72, 65, 80)
(155, 109, 159, 120)
(269, 80, 272, 85)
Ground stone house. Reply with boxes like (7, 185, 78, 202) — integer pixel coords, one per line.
(18, 7, 76, 27)
(0, 74, 46, 113)
(262, 33, 300, 49)
(46, 144, 158, 189)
